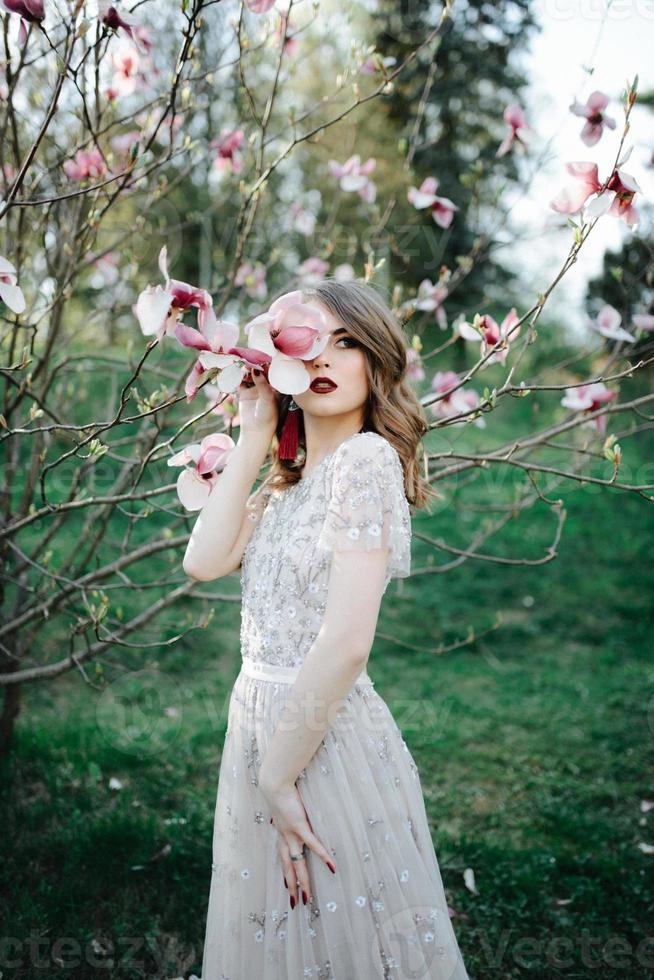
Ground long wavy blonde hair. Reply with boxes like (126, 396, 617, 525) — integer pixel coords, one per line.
(261, 278, 436, 510)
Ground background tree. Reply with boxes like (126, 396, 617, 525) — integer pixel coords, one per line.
(0, 0, 652, 770)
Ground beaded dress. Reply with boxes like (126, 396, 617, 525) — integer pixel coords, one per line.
(201, 431, 471, 980)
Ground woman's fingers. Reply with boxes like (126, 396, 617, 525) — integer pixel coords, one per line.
(282, 834, 310, 907)
(302, 826, 336, 875)
(278, 832, 336, 909)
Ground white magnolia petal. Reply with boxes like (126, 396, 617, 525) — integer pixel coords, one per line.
(302, 332, 330, 360)
(407, 189, 437, 209)
(617, 145, 633, 167)
(247, 321, 277, 356)
(199, 432, 235, 453)
(616, 168, 641, 193)
(168, 443, 201, 466)
(584, 190, 616, 220)
(561, 391, 592, 410)
(176, 468, 211, 511)
(415, 297, 438, 311)
(217, 361, 247, 393)
(0, 280, 26, 314)
(202, 306, 240, 350)
(134, 285, 172, 336)
(340, 174, 368, 192)
(267, 290, 304, 317)
(457, 320, 483, 342)
(463, 867, 478, 895)
(602, 324, 636, 342)
(597, 304, 622, 333)
(633, 314, 654, 332)
(0, 255, 18, 278)
(158, 245, 169, 282)
(198, 351, 238, 370)
(267, 354, 311, 395)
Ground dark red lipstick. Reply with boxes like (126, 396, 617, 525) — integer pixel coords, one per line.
(309, 376, 338, 392)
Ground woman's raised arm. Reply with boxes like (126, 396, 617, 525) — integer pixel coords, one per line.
(182, 369, 279, 581)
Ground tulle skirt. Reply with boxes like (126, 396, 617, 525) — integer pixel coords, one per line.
(201, 655, 472, 979)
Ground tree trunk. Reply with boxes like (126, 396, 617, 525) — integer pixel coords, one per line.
(0, 676, 21, 756)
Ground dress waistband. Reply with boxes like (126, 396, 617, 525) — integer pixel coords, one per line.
(239, 655, 375, 687)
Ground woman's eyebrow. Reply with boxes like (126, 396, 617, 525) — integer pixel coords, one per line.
(331, 327, 347, 336)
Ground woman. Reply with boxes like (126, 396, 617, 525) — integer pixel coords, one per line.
(184, 279, 472, 979)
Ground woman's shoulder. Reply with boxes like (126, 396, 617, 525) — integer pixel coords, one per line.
(334, 430, 402, 469)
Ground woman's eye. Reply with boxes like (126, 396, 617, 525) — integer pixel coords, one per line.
(335, 336, 358, 348)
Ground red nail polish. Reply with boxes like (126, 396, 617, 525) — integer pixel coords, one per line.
(302, 890, 308, 905)
(327, 861, 336, 874)
(290, 895, 296, 909)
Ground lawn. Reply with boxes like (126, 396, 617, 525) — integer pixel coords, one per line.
(2, 404, 653, 979)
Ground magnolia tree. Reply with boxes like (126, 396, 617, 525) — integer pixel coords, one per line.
(0, 0, 652, 754)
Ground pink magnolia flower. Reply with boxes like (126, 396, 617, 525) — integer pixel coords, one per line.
(134, 245, 228, 345)
(85, 250, 121, 286)
(405, 347, 425, 382)
(549, 161, 601, 214)
(328, 155, 377, 203)
(181, 322, 250, 404)
(549, 162, 641, 229)
(0, 254, 26, 314)
(1, 0, 44, 43)
(587, 305, 635, 343)
(589, 167, 641, 228)
(274, 10, 298, 56)
(496, 104, 531, 157)
(241, 290, 330, 394)
(569, 90, 616, 147)
(167, 433, 236, 511)
(110, 41, 141, 98)
(633, 313, 654, 332)
(244, 0, 276, 11)
(359, 53, 397, 75)
(99, 1, 148, 53)
(333, 263, 355, 281)
(135, 249, 250, 401)
(407, 177, 458, 229)
(108, 129, 141, 167)
(430, 371, 485, 428)
(235, 262, 268, 300)
(288, 202, 316, 237)
(409, 278, 449, 329)
(210, 128, 245, 175)
(560, 382, 616, 435)
(63, 146, 108, 182)
(457, 308, 521, 366)
(297, 256, 330, 286)
(2, 0, 43, 20)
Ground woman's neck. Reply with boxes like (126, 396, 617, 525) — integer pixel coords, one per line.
(301, 424, 365, 474)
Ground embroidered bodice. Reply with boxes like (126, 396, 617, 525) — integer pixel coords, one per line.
(239, 431, 412, 669)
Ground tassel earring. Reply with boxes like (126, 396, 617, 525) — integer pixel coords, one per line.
(278, 398, 300, 460)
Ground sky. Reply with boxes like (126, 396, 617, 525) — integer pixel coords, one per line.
(504, 0, 654, 336)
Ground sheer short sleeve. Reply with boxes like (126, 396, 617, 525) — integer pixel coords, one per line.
(316, 432, 411, 579)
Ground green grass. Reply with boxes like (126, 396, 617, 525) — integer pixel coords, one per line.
(2, 390, 654, 979)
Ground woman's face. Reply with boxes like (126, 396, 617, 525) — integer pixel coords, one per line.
(294, 303, 369, 422)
